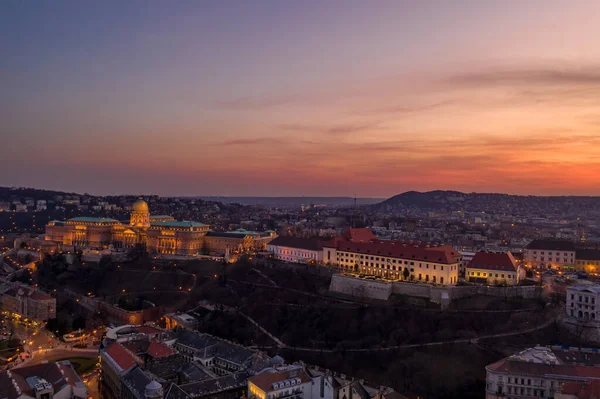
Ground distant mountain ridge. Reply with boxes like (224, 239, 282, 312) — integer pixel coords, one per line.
(375, 190, 600, 214)
(195, 196, 383, 206)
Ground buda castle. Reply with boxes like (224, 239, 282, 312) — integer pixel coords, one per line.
(45, 198, 275, 256)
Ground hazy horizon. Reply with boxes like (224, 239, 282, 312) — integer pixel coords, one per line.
(3, 1, 600, 196)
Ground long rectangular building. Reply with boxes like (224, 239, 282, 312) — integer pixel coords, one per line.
(486, 346, 600, 399)
(324, 229, 461, 285)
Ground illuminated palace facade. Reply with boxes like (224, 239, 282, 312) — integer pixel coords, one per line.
(45, 198, 275, 256)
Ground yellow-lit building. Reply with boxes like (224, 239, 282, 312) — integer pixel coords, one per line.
(44, 198, 275, 256)
(575, 249, 600, 274)
(466, 251, 525, 285)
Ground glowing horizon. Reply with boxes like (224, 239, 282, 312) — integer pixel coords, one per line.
(2, 1, 600, 197)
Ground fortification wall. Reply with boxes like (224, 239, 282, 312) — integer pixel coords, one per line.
(330, 274, 542, 304)
(329, 274, 392, 300)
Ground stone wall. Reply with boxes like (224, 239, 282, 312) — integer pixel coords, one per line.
(330, 274, 543, 304)
(329, 275, 392, 300)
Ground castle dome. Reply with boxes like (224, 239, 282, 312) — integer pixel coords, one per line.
(132, 198, 149, 212)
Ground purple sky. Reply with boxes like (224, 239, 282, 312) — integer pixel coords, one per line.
(2, 1, 600, 197)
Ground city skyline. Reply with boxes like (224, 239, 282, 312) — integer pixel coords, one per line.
(3, 1, 600, 197)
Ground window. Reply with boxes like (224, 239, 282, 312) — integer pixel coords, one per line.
(441, 266, 443, 271)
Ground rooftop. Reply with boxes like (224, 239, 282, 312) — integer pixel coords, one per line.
(174, 330, 258, 366)
(147, 340, 177, 359)
(526, 239, 576, 252)
(103, 342, 140, 372)
(150, 221, 207, 229)
(248, 365, 311, 393)
(121, 367, 154, 399)
(466, 251, 518, 272)
(487, 346, 600, 379)
(268, 236, 324, 251)
(0, 361, 86, 399)
(568, 285, 600, 295)
(67, 216, 120, 224)
(577, 249, 600, 261)
(179, 372, 249, 397)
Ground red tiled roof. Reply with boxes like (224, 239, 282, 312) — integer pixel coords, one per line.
(560, 380, 600, 398)
(487, 359, 600, 380)
(330, 239, 460, 264)
(147, 340, 176, 359)
(104, 342, 139, 371)
(342, 228, 377, 242)
(467, 252, 517, 272)
(248, 368, 311, 393)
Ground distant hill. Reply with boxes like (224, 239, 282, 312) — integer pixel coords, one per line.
(374, 190, 600, 215)
(379, 190, 467, 209)
(194, 196, 383, 206)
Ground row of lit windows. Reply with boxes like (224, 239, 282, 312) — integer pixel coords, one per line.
(531, 251, 574, 257)
(467, 271, 515, 279)
(336, 253, 457, 272)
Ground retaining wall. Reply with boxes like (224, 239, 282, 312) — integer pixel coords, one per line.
(329, 275, 392, 300)
(330, 274, 542, 304)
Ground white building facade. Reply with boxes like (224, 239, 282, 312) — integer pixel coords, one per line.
(267, 236, 324, 264)
(525, 239, 576, 270)
(566, 285, 600, 322)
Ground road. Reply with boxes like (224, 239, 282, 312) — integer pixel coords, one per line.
(207, 298, 562, 353)
(6, 318, 55, 351)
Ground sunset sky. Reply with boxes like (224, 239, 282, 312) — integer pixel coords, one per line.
(2, 1, 600, 197)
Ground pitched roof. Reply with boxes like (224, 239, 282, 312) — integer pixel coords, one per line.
(328, 239, 460, 264)
(104, 342, 140, 372)
(165, 383, 191, 399)
(577, 249, 600, 261)
(179, 372, 249, 396)
(560, 380, 600, 398)
(526, 239, 576, 251)
(121, 367, 154, 399)
(0, 361, 85, 399)
(151, 221, 206, 229)
(67, 216, 120, 223)
(342, 228, 377, 242)
(248, 366, 311, 393)
(147, 340, 176, 359)
(467, 252, 517, 272)
(487, 358, 600, 379)
(268, 236, 324, 251)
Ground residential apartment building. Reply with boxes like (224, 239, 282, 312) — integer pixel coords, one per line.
(466, 252, 524, 285)
(0, 361, 87, 399)
(97, 327, 404, 399)
(305, 365, 403, 399)
(267, 236, 324, 264)
(324, 229, 461, 285)
(172, 330, 270, 376)
(566, 285, 600, 322)
(575, 249, 600, 274)
(247, 365, 311, 399)
(0, 283, 56, 322)
(100, 341, 142, 399)
(486, 346, 600, 399)
(525, 239, 576, 270)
